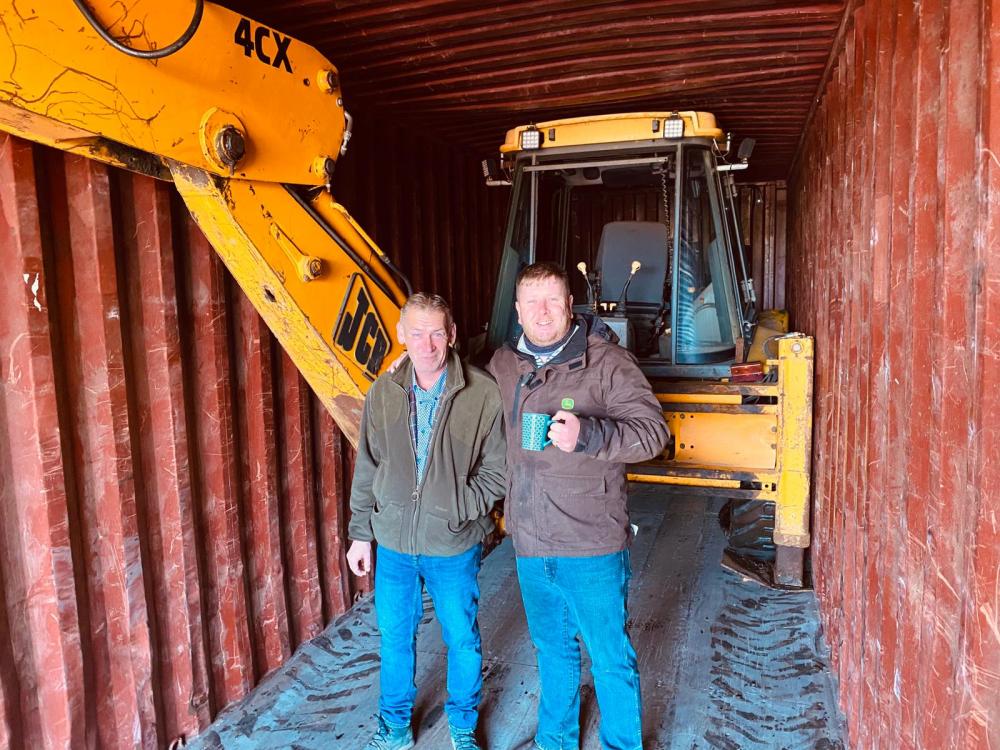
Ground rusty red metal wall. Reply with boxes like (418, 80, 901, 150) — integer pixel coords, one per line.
(229, 0, 849, 182)
(788, 0, 1000, 747)
(0, 125, 505, 748)
(333, 116, 509, 341)
(737, 183, 788, 313)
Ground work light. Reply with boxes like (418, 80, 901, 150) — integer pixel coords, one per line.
(520, 126, 542, 149)
(662, 115, 684, 139)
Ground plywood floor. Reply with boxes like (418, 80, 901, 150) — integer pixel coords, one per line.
(188, 488, 845, 749)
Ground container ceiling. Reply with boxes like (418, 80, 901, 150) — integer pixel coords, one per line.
(223, 1, 850, 180)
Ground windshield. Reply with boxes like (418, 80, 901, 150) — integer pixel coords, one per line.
(674, 147, 740, 363)
(486, 144, 741, 370)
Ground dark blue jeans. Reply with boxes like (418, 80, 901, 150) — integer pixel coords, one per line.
(516, 550, 642, 750)
(374, 543, 483, 730)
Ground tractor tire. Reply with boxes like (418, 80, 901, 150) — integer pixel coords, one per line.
(719, 499, 776, 559)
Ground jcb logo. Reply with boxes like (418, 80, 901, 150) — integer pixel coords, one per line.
(333, 275, 390, 381)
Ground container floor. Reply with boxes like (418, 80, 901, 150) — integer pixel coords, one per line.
(188, 487, 846, 749)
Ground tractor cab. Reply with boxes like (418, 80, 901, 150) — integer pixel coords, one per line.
(484, 111, 757, 378)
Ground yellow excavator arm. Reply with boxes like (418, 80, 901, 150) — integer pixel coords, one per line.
(0, 0, 409, 445)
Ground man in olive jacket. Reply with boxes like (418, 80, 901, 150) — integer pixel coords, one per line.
(488, 262, 669, 750)
(347, 293, 506, 750)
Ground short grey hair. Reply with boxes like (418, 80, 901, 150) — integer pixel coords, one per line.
(400, 292, 454, 330)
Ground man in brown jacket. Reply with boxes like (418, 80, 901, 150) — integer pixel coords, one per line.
(488, 262, 669, 750)
(347, 293, 506, 750)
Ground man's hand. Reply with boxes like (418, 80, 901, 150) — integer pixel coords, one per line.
(346, 540, 372, 576)
(549, 410, 581, 453)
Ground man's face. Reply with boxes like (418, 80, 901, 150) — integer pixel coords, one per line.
(396, 307, 456, 380)
(516, 276, 573, 347)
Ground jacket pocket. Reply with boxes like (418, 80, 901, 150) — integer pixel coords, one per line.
(373, 462, 413, 507)
(539, 474, 609, 547)
(421, 504, 476, 551)
(370, 502, 403, 549)
(456, 473, 491, 524)
(423, 473, 466, 523)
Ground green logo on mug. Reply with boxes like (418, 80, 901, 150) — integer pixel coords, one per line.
(561, 397, 575, 410)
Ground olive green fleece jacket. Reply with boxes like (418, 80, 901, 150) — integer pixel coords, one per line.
(348, 349, 507, 555)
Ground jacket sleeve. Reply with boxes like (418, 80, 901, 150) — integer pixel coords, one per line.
(462, 403, 507, 520)
(574, 353, 670, 463)
(347, 398, 381, 542)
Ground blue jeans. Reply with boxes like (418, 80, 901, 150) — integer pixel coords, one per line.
(374, 543, 483, 730)
(516, 550, 642, 750)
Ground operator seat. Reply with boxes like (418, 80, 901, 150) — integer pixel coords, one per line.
(596, 221, 669, 313)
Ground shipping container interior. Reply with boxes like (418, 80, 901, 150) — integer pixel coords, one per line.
(0, 1, 996, 748)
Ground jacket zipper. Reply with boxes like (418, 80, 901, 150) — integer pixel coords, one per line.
(407, 386, 456, 553)
(511, 371, 533, 424)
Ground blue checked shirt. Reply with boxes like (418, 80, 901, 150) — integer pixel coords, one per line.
(409, 368, 447, 483)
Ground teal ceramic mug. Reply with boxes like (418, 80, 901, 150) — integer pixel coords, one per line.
(521, 412, 553, 451)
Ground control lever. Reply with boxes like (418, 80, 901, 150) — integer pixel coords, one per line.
(616, 260, 641, 314)
(577, 261, 599, 312)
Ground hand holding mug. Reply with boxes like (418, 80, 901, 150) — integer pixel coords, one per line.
(548, 410, 580, 453)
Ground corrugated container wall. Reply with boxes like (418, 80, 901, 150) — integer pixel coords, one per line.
(788, 0, 999, 747)
(0, 118, 506, 748)
(332, 119, 510, 340)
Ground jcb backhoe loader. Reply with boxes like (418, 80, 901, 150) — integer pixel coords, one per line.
(0, 2, 813, 586)
(481, 113, 814, 587)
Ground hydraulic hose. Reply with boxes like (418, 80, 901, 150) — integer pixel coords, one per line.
(73, 0, 204, 59)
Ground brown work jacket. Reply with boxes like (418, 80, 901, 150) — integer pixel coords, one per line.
(488, 315, 670, 557)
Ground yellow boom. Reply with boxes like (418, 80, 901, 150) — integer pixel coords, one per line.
(0, 0, 408, 445)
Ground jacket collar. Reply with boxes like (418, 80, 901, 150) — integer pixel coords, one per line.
(390, 347, 466, 394)
(509, 316, 592, 374)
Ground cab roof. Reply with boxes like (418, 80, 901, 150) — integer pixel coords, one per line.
(499, 111, 725, 155)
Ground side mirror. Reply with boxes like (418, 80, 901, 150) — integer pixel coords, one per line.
(737, 138, 756, 162)
(481, 158, 511, 187)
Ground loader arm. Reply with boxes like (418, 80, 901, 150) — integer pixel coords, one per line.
(0, 0, 408, 445)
